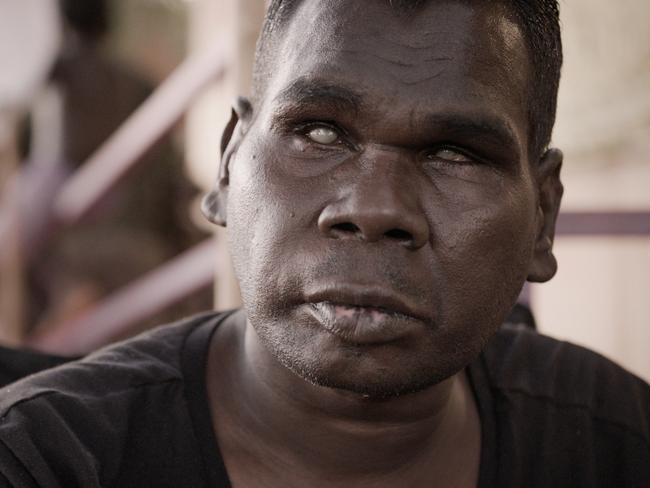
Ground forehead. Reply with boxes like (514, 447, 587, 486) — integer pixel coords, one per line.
(261, 0, 531, 147)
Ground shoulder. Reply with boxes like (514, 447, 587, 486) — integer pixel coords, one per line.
(0, 311, 223, 487)
(0, 345, 71, 388)
(0, 312, 218, 415)
(482, 325, 650, 444)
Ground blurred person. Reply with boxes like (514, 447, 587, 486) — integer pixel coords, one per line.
(0, 0, 61, 344)
(0, 1, 649, 487)
(13, 0, 210, 337)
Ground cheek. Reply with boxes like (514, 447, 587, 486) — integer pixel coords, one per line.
(432, 179, 537, 322)
(432, 171, 537, 259)
(226, 141, 323, 304)
(227, 144, 275, 287)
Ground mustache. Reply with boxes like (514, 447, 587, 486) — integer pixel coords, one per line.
(301, 251, 430, 299)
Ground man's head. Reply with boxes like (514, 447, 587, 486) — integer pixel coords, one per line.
(204, 0, 564, 398)
(59, 0, 108, 41)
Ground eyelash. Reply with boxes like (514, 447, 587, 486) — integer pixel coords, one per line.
(423, 145, 484, 165)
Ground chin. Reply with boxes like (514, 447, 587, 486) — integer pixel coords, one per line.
(297, 367, 452, 400)
(270, 338, 464, 400)
(248, 303, 495, 400)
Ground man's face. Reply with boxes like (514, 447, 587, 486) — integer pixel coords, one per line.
(224, 1, 547, 396)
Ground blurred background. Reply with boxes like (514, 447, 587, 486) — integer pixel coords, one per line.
(0, 0, 648, 382)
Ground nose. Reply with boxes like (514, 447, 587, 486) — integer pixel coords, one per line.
(317, 157, 429, 250)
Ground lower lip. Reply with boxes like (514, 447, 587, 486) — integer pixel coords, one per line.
(306, 301, 421, 345)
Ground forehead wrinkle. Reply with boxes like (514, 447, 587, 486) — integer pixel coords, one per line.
(278, 4, 505, 97)
(324, 47, 452, 88)
(273, 76, 363, 115)
(340, 48, 453, 69)
(284, 1, 473, 66)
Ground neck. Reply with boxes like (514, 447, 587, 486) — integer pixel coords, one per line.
(207, 311, 480, 485)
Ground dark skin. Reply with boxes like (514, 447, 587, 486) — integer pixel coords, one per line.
(204, 1, 563, 486)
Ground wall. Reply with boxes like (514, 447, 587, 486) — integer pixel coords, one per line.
(533, 0, 650, 382)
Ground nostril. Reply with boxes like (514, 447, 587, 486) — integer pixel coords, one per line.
(385, 228, 413, 242)
(332, 222, 360, 234)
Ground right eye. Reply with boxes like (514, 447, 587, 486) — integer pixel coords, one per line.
(305, 125, 340, 145)
(425, 147, 475, 164)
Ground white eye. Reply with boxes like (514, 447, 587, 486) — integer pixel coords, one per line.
(427, 148, 473, 163)
(306, 126, 339, 145)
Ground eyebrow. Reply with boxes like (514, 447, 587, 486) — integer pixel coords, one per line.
(420, 113, 521, 156)
(273, 77, 363, 114)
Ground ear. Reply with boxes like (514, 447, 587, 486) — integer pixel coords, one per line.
(527, 148, 564, 283)
(201, 97, 253, 227)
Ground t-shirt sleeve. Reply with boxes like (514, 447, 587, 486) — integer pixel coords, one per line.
(0, 317, 216, 488)
(0, 394, 107, 488)
(0, 436, 39, 488)
(481, 327, 650, 486)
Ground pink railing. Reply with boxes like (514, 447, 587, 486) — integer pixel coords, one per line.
(26, 238, 219, 355)
(555, 212, 650, 236)
(54, 42, 228, 225)
(13, 41, 229, 353)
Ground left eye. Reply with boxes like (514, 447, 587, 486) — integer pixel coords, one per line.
(426, 148, 474, 164)
(305, 126, 339, 145)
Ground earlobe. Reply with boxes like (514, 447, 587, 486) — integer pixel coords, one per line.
(201, 96, 253, 227)
(527, 148, 564, 283)
(201, 190, 227, 226)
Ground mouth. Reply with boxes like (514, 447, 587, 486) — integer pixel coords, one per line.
(303, 286, 430, 345)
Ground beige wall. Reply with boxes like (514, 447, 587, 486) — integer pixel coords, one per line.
(185, 0, 266, 310)
(533, 0, 650, 382)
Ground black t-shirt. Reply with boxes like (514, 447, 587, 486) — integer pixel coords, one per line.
(0, 347, 73, 388)
(0, 311, 648, 487)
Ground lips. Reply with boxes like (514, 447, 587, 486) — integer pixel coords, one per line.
(303, 285, 431, 344)
(305, 284, 427, 319)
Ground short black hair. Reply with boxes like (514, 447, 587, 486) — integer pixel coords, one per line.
(252, 0, 562, 161)
(59, 0, 109, 41)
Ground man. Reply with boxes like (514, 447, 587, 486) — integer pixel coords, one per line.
(0, 1, 649, 486)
